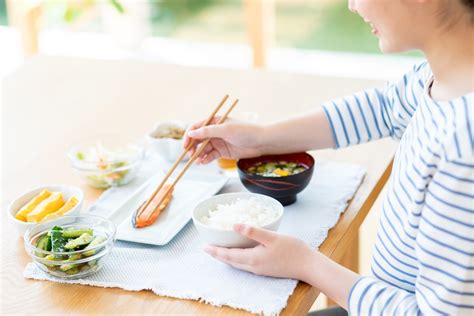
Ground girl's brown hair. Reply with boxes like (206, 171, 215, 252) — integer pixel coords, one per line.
(460, 0, 474, 23)
(461, 0, 474, 8)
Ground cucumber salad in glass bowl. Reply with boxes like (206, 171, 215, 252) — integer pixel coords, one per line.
(24, 215, 116, 279)
(68, 137, 145, 189)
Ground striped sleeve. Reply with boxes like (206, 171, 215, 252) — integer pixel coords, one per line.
(323, 62, 428, 148)
(348, 154, 474, 315)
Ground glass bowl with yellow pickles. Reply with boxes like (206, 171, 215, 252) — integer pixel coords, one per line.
(7, 185, 84, 234)
(24, 215, 116, 279)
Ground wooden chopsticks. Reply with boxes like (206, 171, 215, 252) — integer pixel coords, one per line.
(136, 95, 239, 221)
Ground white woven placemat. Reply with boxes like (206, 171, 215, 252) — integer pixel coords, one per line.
(24, 160, 366, 315)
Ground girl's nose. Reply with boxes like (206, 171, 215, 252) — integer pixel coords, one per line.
(348, 0, 356, 13)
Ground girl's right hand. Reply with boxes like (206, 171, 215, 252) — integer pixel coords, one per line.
(183, 117, 264, 164)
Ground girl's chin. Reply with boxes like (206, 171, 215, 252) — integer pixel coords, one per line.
(378, 39, 404, 54)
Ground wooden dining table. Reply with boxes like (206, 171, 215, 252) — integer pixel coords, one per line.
(1, 55, 396, 315)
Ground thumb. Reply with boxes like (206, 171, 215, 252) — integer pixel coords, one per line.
(187, 125, 226, 140)
(233, 224, 276, 246)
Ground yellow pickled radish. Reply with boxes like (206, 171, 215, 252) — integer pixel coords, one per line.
(27, 192, 65, 222)
(15, 189, 52, 222)
(42, 196, 79, 222)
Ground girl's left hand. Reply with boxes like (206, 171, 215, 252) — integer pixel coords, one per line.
(204, 224, 316, 281)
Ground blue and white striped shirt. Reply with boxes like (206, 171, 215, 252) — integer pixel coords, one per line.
(323, 61, 474, 315)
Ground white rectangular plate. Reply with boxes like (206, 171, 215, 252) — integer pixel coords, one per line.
(108, 171, 228, 246)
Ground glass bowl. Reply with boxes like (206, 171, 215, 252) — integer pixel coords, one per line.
(24, 215, 116, 279)
(67, 137, 145, 189)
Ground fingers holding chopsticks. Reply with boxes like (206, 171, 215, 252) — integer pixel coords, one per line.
(183, 116, 220, 149)
(185, 114, 265, 165)
(184, 116, 233, 161)
(197, 143, 227, 164)
(182, 93, 229, 152)
(191, 139, 231, 164)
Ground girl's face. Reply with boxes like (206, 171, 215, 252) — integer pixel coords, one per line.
(348, 0, 429, 53)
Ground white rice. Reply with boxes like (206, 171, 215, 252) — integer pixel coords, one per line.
(200, 198, 278, 230)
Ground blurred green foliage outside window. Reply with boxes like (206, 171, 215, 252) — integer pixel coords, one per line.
(0, 0, 7, 25)
(2, 0, 420, 56)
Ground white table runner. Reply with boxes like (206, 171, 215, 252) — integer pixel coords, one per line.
(24, 159, 366, 315)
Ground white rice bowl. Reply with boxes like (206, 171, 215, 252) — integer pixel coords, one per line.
(200, 198, 279, 230)
(192, 192, 284, 248)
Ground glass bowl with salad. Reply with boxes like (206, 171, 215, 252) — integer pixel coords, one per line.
(24, 215, 116, 279)
(67, 137, 145, 189)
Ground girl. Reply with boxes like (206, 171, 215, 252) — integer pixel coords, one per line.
(184, 0, 474, 314)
